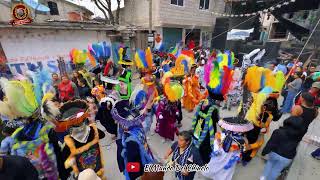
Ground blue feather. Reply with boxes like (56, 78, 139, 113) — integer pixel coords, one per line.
(217, 54, 223, 63)
(260, 74, 266, 90)
(138, 50, 148, 68)
(113, 44, 119, 62)
(181, 59, 188, 73)
(103, 41, 111, 58)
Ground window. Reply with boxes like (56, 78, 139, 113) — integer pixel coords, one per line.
(48, 1, 59, 15)
(199, 0, 210, 10)
(171, 0, 183, 6)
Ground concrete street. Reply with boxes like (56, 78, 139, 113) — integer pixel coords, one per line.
(98, 78, 320, 180)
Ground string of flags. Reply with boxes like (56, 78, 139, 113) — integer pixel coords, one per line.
(212, 0, 296, 17)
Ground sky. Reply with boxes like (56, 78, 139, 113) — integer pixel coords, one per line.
(67, 0, 124, 17)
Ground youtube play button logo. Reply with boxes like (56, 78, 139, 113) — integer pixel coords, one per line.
(126, 162, 140, 172)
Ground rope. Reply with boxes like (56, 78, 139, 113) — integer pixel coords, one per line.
(285, 17, 320, 80)
(297, 17, 320, 59)
(211, 15, 258, 41)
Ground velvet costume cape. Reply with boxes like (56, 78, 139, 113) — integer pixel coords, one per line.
(192, 99, 219, 164)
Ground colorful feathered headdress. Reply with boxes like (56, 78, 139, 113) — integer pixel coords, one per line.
(70, 48, 88, 67)
(0, 69, 53, 121)
(168, 43, 182, 59)
(135, 47, 154, 72)
(0, 78, 38, 120)
(204, 56, 234, 98)
(244, 66, 286, 93)
(88, 41, 111, 66)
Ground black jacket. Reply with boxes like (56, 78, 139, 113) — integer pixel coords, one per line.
(262, 116, 307, 159)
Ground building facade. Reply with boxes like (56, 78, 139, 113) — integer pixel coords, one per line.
(0, 0, 115, 75)
(119, 0, 225, 50)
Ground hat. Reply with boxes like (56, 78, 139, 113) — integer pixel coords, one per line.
(53, 100, 90, 132)
(312, 82, 320, 89)
(78, 169, 101, 180)
(111, 100, 145, 129)
(218, 117, 254, 133)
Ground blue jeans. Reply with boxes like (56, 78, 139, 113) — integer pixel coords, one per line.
(262, 152, 292, 180)
(143, 111, 153, 134)
(281, 90, 298, 113)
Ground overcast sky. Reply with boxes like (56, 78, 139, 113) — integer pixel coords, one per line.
(67, 0, 124, 17)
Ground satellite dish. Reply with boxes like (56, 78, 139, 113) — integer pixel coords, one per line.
(23, 0, 50, 12)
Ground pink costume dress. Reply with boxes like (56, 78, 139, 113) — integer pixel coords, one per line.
(155, 97, 179, 140)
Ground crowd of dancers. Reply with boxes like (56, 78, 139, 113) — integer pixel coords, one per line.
(0, 42, 319, 180)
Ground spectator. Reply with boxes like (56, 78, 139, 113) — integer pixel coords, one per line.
(296, 82, 320, 107)
(260, 116, 306, 180)
(302, 66, 316, 91)
(281, 72, 302, 113)
(71, 70, 80, 85)
(0, 123, 16, 155)
(261, 93, 318, 180)
(52, 73, 60, 99)
(164, 131, 203, 180)
(58, 75, 79, 102)
(0, 155, 39, 180)
(77, 78, 91, 99)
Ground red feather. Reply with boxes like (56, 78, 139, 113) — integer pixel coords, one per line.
(221, 66, 233, 95)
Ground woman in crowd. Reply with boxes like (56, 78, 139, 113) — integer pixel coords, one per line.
(58, 75, 79, 102)
(164, 130, 203, 180)
(77, 78, 92, 99)
(281, 72, 302, 113)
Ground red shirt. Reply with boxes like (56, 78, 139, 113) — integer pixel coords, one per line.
(296, 90, 320, 106)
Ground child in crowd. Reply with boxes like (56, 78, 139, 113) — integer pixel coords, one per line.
(0, 122, 17, 155)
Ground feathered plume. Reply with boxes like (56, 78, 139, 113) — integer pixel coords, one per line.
(244, 66, 264, 93)
(26, 69, 52, 104)
(129, 84, 147, 109)
(70, 48, 87, 65)
(245, 86, 272, 126)
(0, 78, 39, 119)
(135, 49, 147, 69)
(135, 48, 154, 71)
(145, 47, 153, 68)
(221, 66, 234, 95)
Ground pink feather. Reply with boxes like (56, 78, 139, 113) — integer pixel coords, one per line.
(204, 57, 213, 84)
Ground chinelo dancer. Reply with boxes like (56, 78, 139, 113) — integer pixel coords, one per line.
(192, 50, 234, 164)
(115, 46, 134, 100)
(43, 99, 106, 179)
(111, 100, 157, 180)
(134, 47, 159, 138)
(241, 66, 286, 165)
(155, 71, 184, 142)
(0, 69, 60, 180)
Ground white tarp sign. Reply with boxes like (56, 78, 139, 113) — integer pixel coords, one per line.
(227, 28, 254, 40)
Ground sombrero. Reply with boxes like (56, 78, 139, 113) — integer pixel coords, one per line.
(111, 100, 145, 129)
(54, 100, 90, 132)
(218, 117, 254, 133)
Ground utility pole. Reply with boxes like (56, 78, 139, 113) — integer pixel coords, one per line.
(148, 0, 154, 47)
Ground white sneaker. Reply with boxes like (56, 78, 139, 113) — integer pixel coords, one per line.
(259, 176, 266, 180)
(162, 139, 166, 143)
